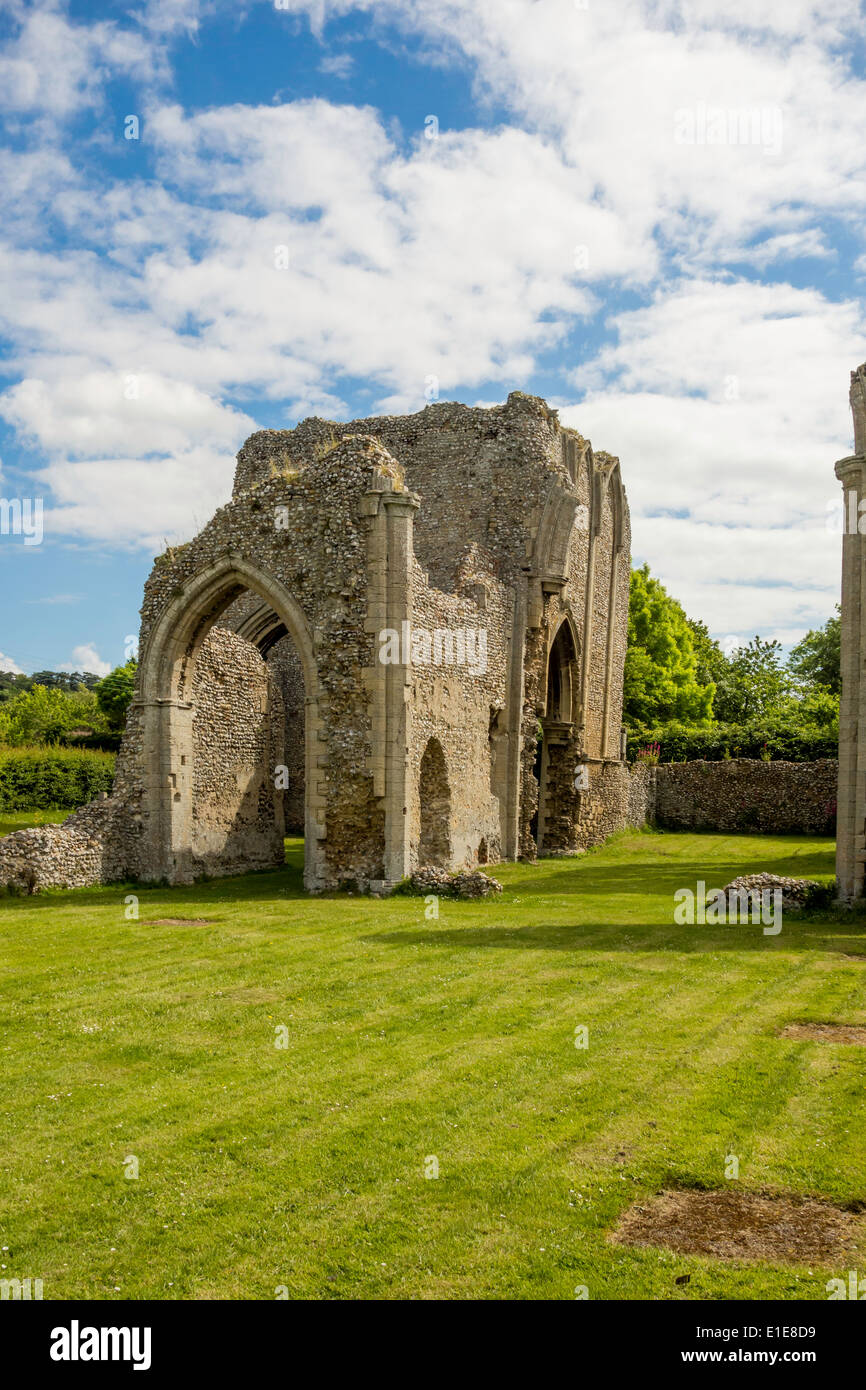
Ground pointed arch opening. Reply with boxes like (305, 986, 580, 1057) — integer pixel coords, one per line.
(418, 737, 451, 868)
(545, 618, 578, 724)
(535, 616, 581, 855)
(137, 558, 323, 891)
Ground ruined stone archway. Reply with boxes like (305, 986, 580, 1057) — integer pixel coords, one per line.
(137, 557, 324, 891)
(418, 737, 452, 868)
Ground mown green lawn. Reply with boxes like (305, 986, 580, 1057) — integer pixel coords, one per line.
(0, 829, 863, 1301)
(0, 808, 74, 837)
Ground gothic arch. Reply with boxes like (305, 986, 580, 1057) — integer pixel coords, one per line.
(137, 556, 324, 890)
(544, 615, 580, 724)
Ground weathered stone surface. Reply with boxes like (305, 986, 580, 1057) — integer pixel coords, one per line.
(643, 759, 837, 835)
(721, 873, 831, 910)
(0, 392, 633, 894)
(405, 866, 503, 898)
(836, 363, 866, 899)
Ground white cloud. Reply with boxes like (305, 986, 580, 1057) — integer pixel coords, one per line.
(560, 277, 860, 640)
(720, 229, 834, 270)
(39, 446, 240, 550)
(1, 371, 254, 461)
(318, 53, 354, 79)
(0, 651, 24, 675)
(0, 0, 863, 652)
(25, 593, 83, 605)
(60, 644, 111, 677)
(0, 102, 646, 541)
(0, 5, 160, 120)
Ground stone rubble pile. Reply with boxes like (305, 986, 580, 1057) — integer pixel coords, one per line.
(406, 866, 503, 898)
(721, 872, 832, 909)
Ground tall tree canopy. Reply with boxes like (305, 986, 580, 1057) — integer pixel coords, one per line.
(95, 660, 137, 730)
(788, 606, 841, 695)
(624, 565, 714, 728)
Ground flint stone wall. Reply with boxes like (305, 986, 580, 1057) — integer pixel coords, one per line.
(626, 758, 837, 835)
(0, 392, 634, 893)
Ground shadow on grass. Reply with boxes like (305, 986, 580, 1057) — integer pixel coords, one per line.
(364, 919, 866, 954)
(0, 862, 309, 913)
(517, 849, 836, 899)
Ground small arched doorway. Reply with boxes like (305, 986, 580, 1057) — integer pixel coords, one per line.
(418, 737, 451, 867)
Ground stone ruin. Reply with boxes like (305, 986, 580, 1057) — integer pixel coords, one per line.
(836, 362, 866, 899)
(0, 391, 632, 894)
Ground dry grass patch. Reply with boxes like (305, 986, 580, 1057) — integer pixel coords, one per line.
(611, 1189, 865, 1265)
(781, 1022, 866, 1044)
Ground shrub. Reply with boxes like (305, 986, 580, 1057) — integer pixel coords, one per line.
(636, 742, 661, 765)
(626, 721, 837, 764)
(95, 660, 137, 730)
(0, 684, 109, 747)
(0, 746, 115, 811)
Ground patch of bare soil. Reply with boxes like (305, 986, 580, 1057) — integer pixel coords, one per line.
(781, 1022, 866, 1044)
(143, 918, 215, 926)
(610, 1189, 864, 1264)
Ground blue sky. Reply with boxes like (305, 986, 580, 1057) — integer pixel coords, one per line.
(0, 0, 864, 675)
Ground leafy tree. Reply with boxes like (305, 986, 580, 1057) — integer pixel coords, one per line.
(0, 670, 101, 703)
(0, 671, 30, 703)
(624, 565, 714, 728)
(28, 670, 102, 692)
(95, 660, 137, 730)
(711, 636, 791, 723)
(0, 684, 106, 746)
(788, 607, 841, 695)
(686, 618, 728, 689)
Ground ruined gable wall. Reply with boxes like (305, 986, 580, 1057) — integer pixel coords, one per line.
(233, 393, 570, 590)
(10, 437, 399, 892)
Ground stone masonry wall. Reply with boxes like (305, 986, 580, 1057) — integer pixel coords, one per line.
(0, 392, 636, 893)
(635, 759, 837, 835)
(408, 556, 510, 869)
(266, 634, 305, 834)
(189, 627, 285, 877)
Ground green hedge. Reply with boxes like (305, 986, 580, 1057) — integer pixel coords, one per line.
(0, 746, 116, 811)
(627, 722, 838, 764)
(59, 731, 123, 753)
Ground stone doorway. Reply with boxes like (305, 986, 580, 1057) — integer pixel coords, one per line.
(418, 737, 452, 867)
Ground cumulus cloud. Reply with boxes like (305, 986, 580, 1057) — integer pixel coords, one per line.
(0, 651, 24, 675)
(0, 0, 862, 647)
(560, 278, 860, 640)
(0, 3, 161, 120)
(60, 644, 112, 677)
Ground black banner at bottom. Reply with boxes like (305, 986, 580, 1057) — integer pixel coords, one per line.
(1, 1297, 860, 1375)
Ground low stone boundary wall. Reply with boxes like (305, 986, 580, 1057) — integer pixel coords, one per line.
(627, 758, 837, 836)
